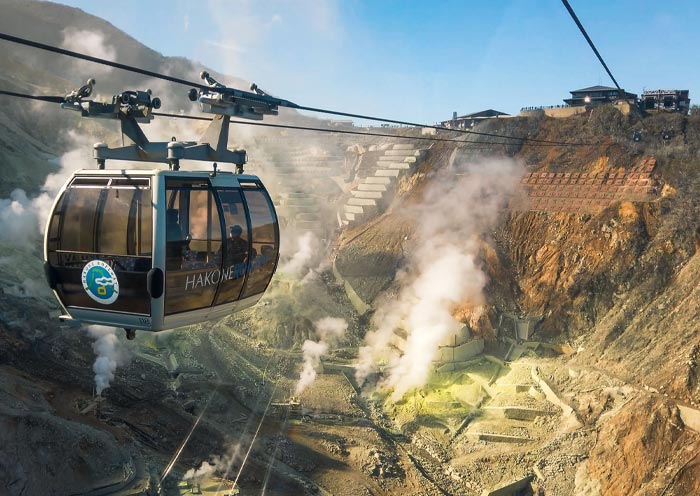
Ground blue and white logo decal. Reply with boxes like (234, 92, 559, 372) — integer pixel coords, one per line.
(81, 260, 120, 305)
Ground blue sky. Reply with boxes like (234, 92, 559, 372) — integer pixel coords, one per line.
(59, 0, 700, 124)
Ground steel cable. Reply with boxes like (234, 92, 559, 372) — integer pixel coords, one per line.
(0, 31, 596, 147)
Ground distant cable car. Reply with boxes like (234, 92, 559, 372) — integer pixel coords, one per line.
(42, 73, 288, 338)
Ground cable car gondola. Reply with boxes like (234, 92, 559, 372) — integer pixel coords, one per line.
(45, 170, 279, 335)
(43, 74, 283, 338)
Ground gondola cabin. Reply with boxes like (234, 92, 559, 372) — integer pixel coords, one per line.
(44, 169, 279, 334)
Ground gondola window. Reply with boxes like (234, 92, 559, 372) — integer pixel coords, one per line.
(164, 178, 223, 315)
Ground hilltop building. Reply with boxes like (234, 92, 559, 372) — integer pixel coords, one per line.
(441, 109, 509, 129)
(641, 89, 691, 113)
(563, 85, 637, 107)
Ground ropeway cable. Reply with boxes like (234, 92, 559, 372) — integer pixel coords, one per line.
(0, 89, 579, 149)
(0, 31, 597, 147)
(154, 111, 571, 148)
(560, 0, 623, 92)
(160, 385, 219, 483)
(212, 378, 281, 496)
(259, 401, 291, 495)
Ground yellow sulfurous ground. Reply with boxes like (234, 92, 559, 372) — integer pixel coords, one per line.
(385, 358, 502, 432)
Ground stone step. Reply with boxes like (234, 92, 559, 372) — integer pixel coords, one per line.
(357, 183, 388, 192)
(348, 197, 377, 207)
(364, 176, 393, 185)
(347, 210, 368, 223)
(344, 204, 365, 214)
(378, 155, 417, 163)
(281, 192, 309, 199)
(482, 406, 555, 421)
(375, 169, 401, 177)
(467, 432, 532, 444)
(392, 143, 416, 150)
(384, 149, 420, 157)
(351, 190, 383, 199)
(380, 162, 411, 170)
(496, 384, 533, 395)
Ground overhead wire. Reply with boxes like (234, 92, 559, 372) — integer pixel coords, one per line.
(211, 351, 284, 495)
(0, 30, 596, 147)
(0, 88, 502, 148)
(259, 404, 289, 495)
(0, 32, 207, 91)
(228, 380, 279, 495)
(0, 89, 65, 103)
(0, 89, 595, 149)
(560, 0, 622, 91)
(213, 377, 282, 496)
(153, 111, 562, 148)
(159, 385, 219, 484)
(287, 103, 582, 145)
(159, 348, 275, 489)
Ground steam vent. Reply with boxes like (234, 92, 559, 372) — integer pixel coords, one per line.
(1, 1, 700, 496)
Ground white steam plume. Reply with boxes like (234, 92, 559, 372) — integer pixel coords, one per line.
(0, 131, 95, 247)
(181, 444, 243, 488)
(183, 458, 219, 482)
(296, 317, 348, 394)
(0, 190, 39, 248)
(296, 340, 328, 395)
(87, 325, 129, 395)
(61, 28, 116, 76)
(278, 231, 320, 279)
(355, 158, 523, 400)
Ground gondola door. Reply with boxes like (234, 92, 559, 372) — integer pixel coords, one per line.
(163, 177, 224, 318)
(238, 181, 279, 299)
(209, 175, 279, 317)
(211, 185, 250, 307)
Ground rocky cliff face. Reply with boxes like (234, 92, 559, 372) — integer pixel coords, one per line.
(335, 109, 700, 494)
(586, 396, 700, 496)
